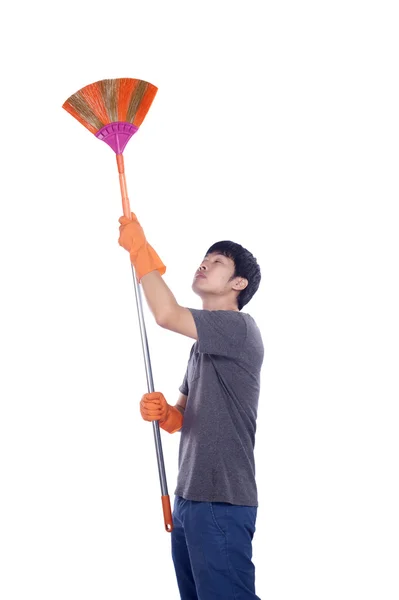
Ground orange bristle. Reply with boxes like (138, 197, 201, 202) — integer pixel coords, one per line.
(133, 83, 158, 127)
(118, 78, 139, 122)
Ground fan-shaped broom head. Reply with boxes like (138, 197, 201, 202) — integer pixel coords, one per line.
(62, 78, 158, 154)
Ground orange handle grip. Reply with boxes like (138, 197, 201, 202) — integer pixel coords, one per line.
(116, 154, 131, 218)
(161, 495, 173, 532)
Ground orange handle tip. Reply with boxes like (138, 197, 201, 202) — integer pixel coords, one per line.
(161, 495, 173, 532)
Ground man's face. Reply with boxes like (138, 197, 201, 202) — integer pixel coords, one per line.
(192, 252, 237, 294)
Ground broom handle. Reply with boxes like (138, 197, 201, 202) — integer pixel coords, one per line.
(116, 153, 173, 533)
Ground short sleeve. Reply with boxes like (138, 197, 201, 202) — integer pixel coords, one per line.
(179, 343, 195, 395)
(188, 308, 247, 358)
(179, 369, 189, 396)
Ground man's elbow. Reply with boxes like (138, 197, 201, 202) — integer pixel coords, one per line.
(155, 314, 168, 328)
(155, 305, 178, 329)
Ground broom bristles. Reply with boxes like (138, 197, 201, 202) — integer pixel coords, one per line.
(118, 78, 139, 122)
(126, 79, 147, 124)
(134, 84, 158, 127)
(80, 85, 109, 127)
(100, 79, 119, 123)
(62, 100, 99, 134)
(62, 78, 158, 135)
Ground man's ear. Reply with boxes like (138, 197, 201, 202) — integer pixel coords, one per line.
(233, 277, 248, 291)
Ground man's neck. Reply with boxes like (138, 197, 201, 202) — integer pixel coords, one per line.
(201, 298, 239, 311)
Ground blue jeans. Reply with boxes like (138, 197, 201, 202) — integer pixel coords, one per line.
(171, 496, 261, 600)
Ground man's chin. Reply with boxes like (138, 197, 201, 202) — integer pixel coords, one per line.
(192, 281, 203, 295)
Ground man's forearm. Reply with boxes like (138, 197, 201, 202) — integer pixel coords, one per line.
(139, 270, 179, 324)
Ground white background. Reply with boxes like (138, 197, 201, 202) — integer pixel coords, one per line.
(0, 1, 398, 599)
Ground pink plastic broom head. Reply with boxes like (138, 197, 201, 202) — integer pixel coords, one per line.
(95, 122, 138, 154)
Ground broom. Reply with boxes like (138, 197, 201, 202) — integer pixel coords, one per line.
(62, 78, 173, 533)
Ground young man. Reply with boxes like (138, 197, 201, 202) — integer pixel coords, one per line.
(119, 212, 264, 600)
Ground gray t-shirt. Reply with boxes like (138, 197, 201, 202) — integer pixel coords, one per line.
(175, 308, 264, 506)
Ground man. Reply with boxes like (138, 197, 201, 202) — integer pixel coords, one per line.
(119, 212, 264, 600)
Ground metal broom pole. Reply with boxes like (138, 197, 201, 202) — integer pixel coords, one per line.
(117, 154, 173, 533)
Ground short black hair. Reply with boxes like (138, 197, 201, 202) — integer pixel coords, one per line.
(205, 240, 261, 310)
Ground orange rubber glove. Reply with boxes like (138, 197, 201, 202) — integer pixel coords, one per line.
(118, 213, 166, 282)
(140, 392, 183, 434)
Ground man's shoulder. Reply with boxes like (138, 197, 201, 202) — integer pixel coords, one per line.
(241, 313, 264, 357)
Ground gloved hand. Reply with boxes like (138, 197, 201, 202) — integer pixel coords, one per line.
(118, 212, 146, 256)
(140, 392, 183, 434)
(118, 213, 166, 281)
